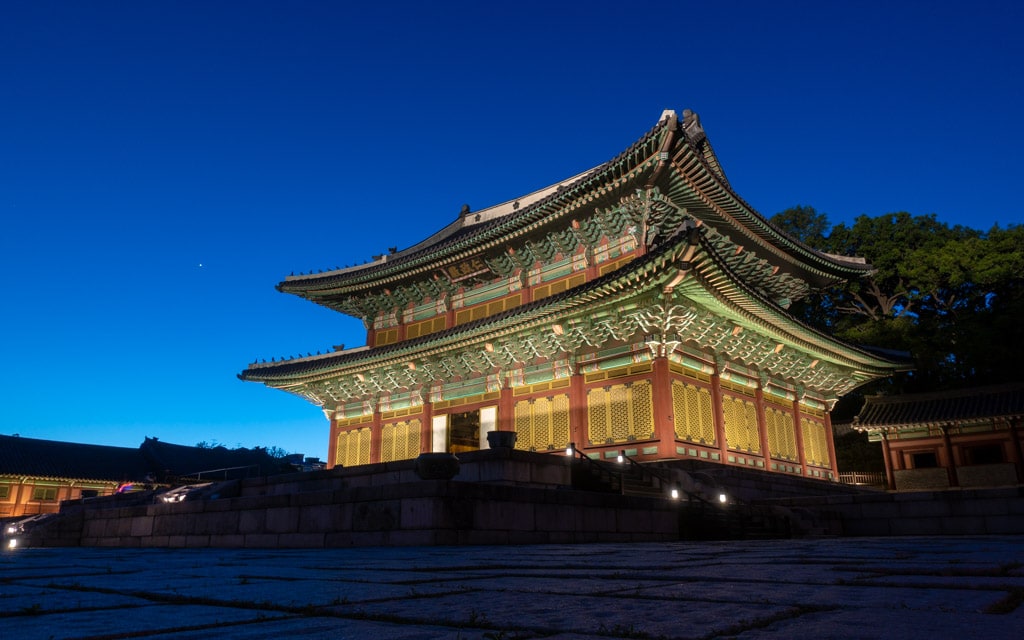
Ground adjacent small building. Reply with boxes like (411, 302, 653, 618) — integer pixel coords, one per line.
(241, 109, 910, 481)
(853, 383, 1024, 490)
(0, 434, 292, 518)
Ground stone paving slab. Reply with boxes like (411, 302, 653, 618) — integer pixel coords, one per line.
(2, 536, 1023, 639)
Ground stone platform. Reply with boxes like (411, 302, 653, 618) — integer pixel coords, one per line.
(2, 536, 1022, 639)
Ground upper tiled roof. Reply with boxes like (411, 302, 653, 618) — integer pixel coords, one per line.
(276, 109, 873, 303)
(854, 383, 1024, 430)
(0, 434, 151, 482)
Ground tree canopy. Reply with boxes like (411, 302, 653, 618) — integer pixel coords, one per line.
(771, 206, 1024, 396)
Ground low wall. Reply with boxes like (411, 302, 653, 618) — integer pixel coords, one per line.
(771, 485, 1024, 536)
(27, 450, 684, 548)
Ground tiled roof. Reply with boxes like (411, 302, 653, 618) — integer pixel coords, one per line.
(0, 434, 151, 482)
(0, 435, 293, 483)
(854, 383, 1024, 430)
(140, 437, 289, 478)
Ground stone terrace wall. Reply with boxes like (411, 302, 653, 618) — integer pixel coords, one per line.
(28, 450, 683, 548)
(773, 486, 1024, 536)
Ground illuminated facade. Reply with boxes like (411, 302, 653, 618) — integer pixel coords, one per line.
(241, 110, 908, 480)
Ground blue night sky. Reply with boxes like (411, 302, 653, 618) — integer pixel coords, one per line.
(2, 1, 1021, 460)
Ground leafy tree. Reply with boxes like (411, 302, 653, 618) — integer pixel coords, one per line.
(769, 209, 1024, 393)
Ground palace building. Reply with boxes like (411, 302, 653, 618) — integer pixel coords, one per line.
(240, 109, 909, 480)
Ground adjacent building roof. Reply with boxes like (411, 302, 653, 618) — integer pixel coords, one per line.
(853, 383, 1024, 431)
(0, 434, 150, 483)
(0, 435, 293, 483)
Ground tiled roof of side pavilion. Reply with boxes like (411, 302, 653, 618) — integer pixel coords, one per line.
(0, 434, 151, 483)
(853, 383, 1024, 430)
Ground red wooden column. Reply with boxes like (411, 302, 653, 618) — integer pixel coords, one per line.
(651, 357, 675, 458)
(823, 410, 839, 480)
(498, 385, 515, 432)
(569, 372, 588, 450)
(880, 432, 896, 490)
(754, 387, 772, 469)
(791, 400, 809, 477)
(419, 400, 433, 454)
(1008, 418, 1024, 483)
(369, 410, 383, 464)
(326, 415, 339, 469)
(941, 425, 959, 487)
(710, 372, 729, 463)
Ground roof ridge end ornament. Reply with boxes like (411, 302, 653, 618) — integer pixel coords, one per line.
(644, 112, 680, 189)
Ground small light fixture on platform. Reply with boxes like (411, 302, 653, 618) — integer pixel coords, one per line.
(670, 488, 680, 500)
(718, 493, 728, 504)
(617, 450, 625, 463)
(566, 442, 575, 456)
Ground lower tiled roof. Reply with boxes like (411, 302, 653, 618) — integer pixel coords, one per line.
(854, 382, 1024, 429)
(0, 434, 151, 483)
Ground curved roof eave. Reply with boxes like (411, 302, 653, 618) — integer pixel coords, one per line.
(242, 230, 904, 388)
(661, 132, 873, 288)
(678, 231, 910, 375)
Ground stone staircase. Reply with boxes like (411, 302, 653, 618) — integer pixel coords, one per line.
(569, 454, 796, 539)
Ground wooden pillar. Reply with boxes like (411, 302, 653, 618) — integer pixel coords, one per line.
(569, 372, 588, 450)
(498, 385, 515, 432)
(791, 400, 809, 477)
(326, 414, 340, 469)
(1006, 417, 1024, 483)
(880, 431, 896, 490)
(369, 410, 383, 464)
(420, 400, 433, 455)
(941, 425, 959, 488)
(710, 372, 729, 463)
(824, 410, 839, 480)
(652, 357, 675, 458)
(754, 386, 771, 469)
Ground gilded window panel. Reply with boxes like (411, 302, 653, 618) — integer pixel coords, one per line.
(802, 418, 830, 466)
(336, 427, 372, 468)
(765, 406, 797, 461)
(381, 419, 422, 463)
(515, 395, 570, 451)
(672, 380, 715, 445)
(514, 401, 534, 450)
(722, 394, 761, 453)
(587, 380, 653, 444)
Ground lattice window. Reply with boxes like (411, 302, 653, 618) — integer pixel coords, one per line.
(454, 294, 522, 325)
(405, 316, 446, 340)
(722, 394, 760, 453)
(336, 427, 372, 467)
(513, 394, 571, 451)
(765, 405, 797, 461)
(802, 418, 830, 466)
(380, 419, 422, 463)
(587, 380, 653, 444)
(672, 380, 715, 445)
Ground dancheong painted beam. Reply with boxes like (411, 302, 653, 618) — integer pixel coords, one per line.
(240, 109, 910, 477)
